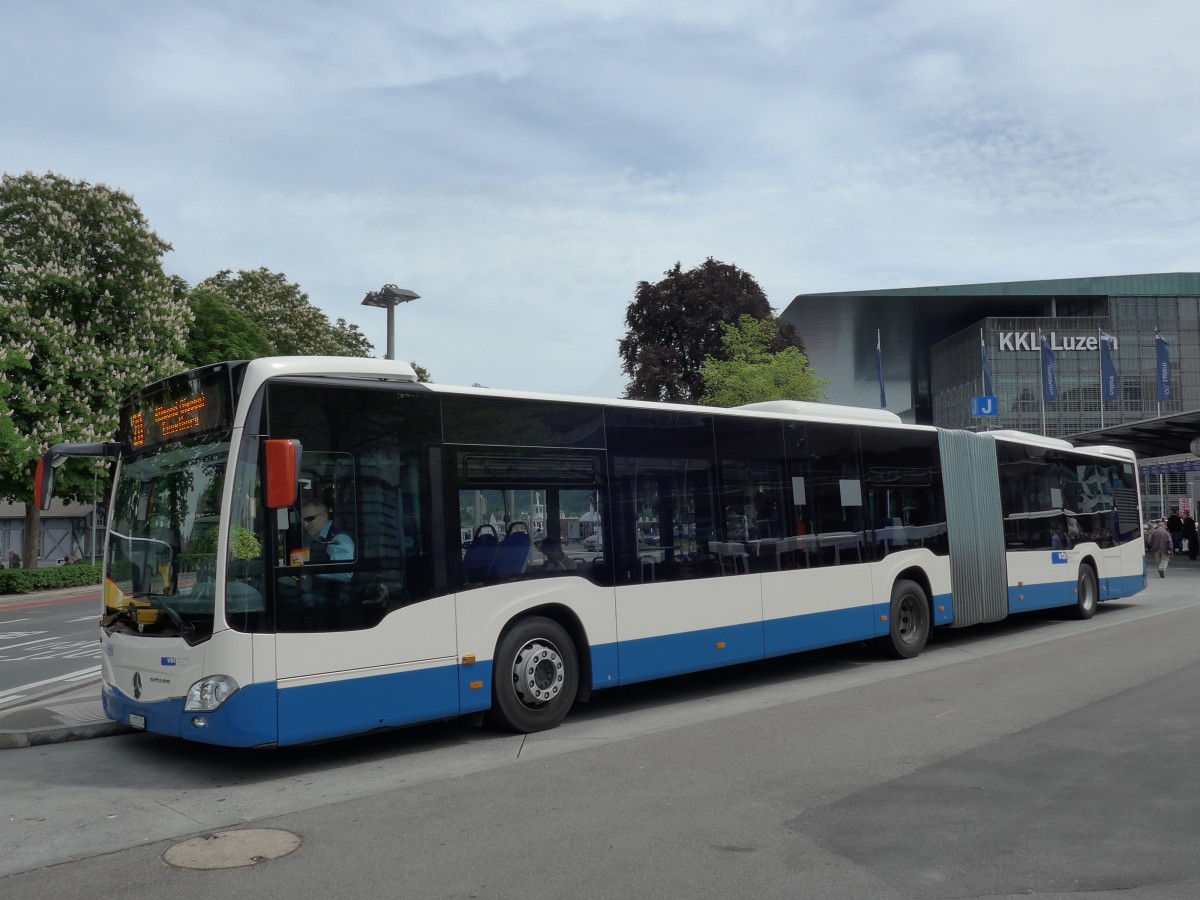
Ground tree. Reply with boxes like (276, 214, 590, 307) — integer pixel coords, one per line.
(194, 268, 374, 358)
(184, 283, 274, 367)
(700, 316, 829, 407)
(619, 258, 804, 403)
(0, 171, 191, 566)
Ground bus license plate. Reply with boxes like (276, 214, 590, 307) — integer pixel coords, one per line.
(129, 714, 146, 730)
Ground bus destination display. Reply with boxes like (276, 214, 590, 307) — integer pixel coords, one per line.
(123, 367, 232, 449)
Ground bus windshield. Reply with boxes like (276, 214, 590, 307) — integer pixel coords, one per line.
(104, 435, 233, 644)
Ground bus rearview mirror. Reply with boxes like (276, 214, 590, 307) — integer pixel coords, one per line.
(265, 439, 302, 509)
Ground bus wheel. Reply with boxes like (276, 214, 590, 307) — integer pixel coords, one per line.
(1072, 564, 1098, 620)
(881, 579, 930, 659)
(488, 616, 579, 733)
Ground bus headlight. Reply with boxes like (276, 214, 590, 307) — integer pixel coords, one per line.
(185, 675, 240, 711)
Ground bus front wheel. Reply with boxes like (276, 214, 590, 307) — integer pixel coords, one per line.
(487, 616, 579, 733)
(880, 579, 930, 659)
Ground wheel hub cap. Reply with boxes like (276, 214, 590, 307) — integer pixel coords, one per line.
(512, 640, 564, 707)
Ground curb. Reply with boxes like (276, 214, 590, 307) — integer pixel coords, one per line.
(0, 720, 135, 750)
(0, 586, 102, 609)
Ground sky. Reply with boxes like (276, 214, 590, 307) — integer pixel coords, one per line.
(4, 0, 1200, 399)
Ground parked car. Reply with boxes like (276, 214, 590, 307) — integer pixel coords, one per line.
(583, 532, 603, 551)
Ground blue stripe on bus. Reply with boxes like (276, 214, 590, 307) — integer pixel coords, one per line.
(460, 660, 494, 715)
(1008, 581, 1076, 614)
(612, 594, 960, 686)
(932, 592, 954, 626)
(1007, 570, 1145, 615)
(590, 642, 620, 689)
(103, 682, 185, 737)
(277, 664, 460, 746)
(103, 680, 279, 747)
(1101, 572, 1146, 600)
(764, 605, 876, 657)
(617, 620, 766, 685)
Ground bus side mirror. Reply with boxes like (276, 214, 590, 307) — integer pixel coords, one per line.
(265, 439, 302, 509)
(34, 442, 119, 511)
(35, 456, 59, 511)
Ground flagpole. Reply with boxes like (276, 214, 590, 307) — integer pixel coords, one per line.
(1156, 327, 1162, 418)
(876, 329, 886, 410)
(980, 328, 987, 432)
(1038, 327, 1046, 435)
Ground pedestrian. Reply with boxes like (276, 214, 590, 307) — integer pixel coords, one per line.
(1183, 512, 1198, 561)
(1167, 508, 1183, 553)
(1148, 519, 1173, 578)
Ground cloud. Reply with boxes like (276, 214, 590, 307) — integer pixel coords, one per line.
(4, 0, 1199, 397)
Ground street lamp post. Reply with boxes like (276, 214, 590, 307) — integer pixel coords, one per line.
(361, 284, 420, 360)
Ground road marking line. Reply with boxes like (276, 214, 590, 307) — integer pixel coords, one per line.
(0, 635, 61, 650)
(0, 665, 101, 700)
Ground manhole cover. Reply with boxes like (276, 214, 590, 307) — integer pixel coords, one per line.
(163, 828, 301, 869)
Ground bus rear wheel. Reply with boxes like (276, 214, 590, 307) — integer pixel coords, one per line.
(487, 616, 579, 733)
(880, 579, 930, 659)
(1071, 564, 1098, 620)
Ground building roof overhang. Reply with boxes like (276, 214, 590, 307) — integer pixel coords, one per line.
(1071, 410, 1200, 459)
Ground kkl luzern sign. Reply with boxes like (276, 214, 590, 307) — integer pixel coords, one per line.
(998, 332, 1119, 352)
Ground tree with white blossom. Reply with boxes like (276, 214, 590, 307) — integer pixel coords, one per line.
(194, 268, 373, 358)
(0, 171, 190, 566)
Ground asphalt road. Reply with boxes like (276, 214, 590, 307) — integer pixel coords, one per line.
(0, 591, 101, 710)
(1, 572, 1198, 898)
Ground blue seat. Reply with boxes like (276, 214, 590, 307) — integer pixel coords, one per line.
(462, 526, 499, 581)
(490, 524, 532, 577)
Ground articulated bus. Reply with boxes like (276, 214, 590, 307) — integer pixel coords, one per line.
(36, 357, 1147, 747)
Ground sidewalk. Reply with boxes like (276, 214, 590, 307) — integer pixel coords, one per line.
(0, 583, 133, 749)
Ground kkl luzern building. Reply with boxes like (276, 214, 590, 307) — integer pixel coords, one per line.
(782, 273, 1200, 439)
(782, 273, 1200, 517)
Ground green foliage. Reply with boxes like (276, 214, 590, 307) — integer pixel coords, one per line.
(191, 523, 260, 560)
(184, 286, 274, 366)
(619, 258, 803, 403)
(0, 171, 191, 506)
(700, 316, 830, 407)
(193, 268, 374, 358)
(228, 526, 262, 560)
(410, 360, 433, 383)
(0, 562, 102, 595)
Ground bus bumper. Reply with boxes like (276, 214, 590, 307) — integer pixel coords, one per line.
(102, 679, 279, 747)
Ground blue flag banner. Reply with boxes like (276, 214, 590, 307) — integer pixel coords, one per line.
(1099, 331, 1118, 404)
(1040, 335, 1058, 402)
(1155, 332, 1173, 402)
(876, 330, 886, 409)
(980, 334, 994, 398)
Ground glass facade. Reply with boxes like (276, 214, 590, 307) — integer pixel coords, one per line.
(932, 298, 1200, 439)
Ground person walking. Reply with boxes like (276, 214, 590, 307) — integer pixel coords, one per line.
(1148, 519, 1173, 578)
(1168, 508, 1184, 553)
(1184, 512, 1198, 562)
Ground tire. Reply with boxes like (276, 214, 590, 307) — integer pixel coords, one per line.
(880, 579, 930, 659)
(487, 616, 579, 733)
(1071, 564, 1098, 620)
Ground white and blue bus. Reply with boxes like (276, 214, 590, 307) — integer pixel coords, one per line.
(37, 357, 1147, 747)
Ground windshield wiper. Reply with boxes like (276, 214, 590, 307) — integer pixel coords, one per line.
(143, 595, 194, 638)
(100, 597, 194, 639)
(100, 606, 139, 630)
